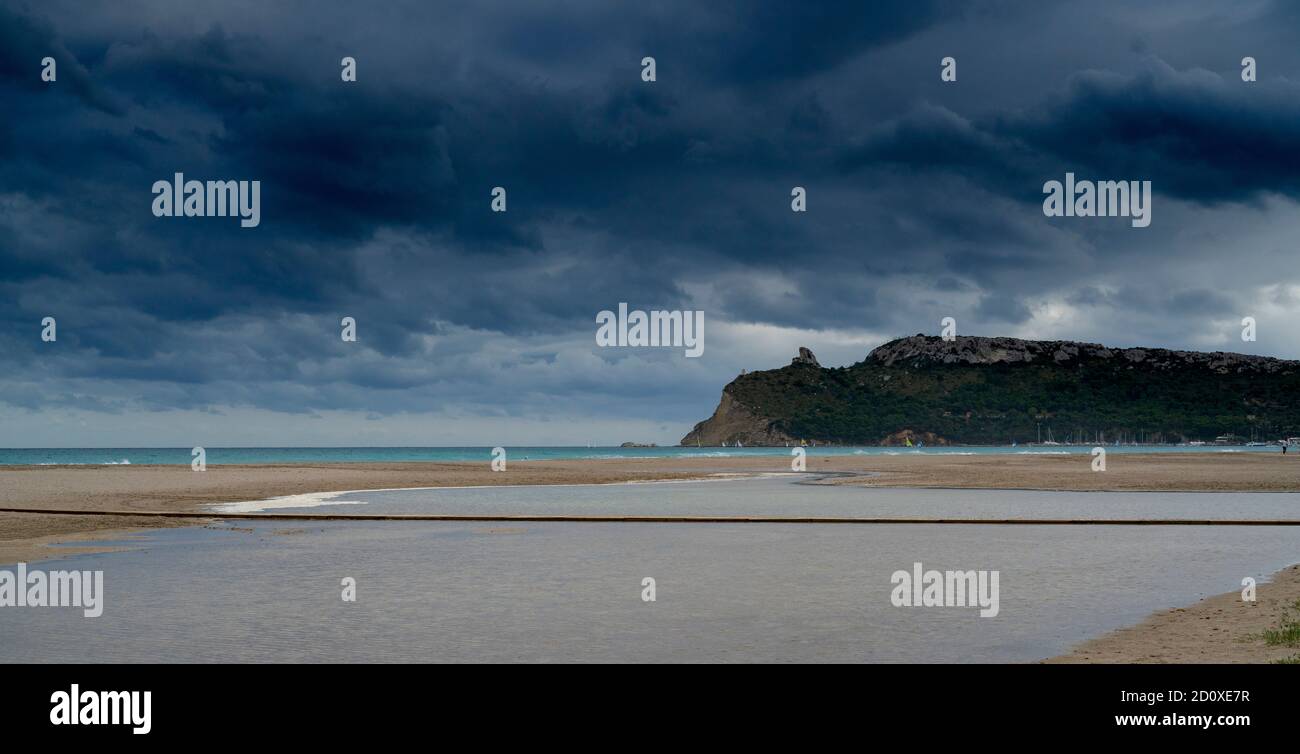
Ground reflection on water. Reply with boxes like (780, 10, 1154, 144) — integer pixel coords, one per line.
(2, 514, 1297, 662)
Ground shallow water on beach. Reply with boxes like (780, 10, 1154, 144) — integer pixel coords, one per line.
(216, 473, 1300, 520)
(2, 477, 1299, 663)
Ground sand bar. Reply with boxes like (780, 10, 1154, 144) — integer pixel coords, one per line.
(3, 452, 1298, 663)
(4, 453, 1300, 563)
(1047, 564, 1300, 664)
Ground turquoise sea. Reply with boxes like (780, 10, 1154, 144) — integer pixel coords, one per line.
(0, 444, 1283, 466)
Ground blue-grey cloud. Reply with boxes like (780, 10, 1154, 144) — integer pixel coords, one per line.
(3, 0, 1300, 444)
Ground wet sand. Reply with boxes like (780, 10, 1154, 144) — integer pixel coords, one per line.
(0, 460, 711, 562)
(825, 450, 1300, 492)
(4, 452, 1299, 562)
(0, 515, 193, 566)
(1047, 563, 1300, 664)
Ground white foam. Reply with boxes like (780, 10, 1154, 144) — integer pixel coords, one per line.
(209, 491, 369, 513)
(36, 459, 132, 466)
(582, 454, 656, 460)
(205, 473, 772, 513)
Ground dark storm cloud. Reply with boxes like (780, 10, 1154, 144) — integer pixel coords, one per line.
(3, 0, 1300, 433)
(0, 3, 120, 114)
(695, 0, 954, 81)
(1002, 63, 1300, 203)
(840, 104, 1009, 174)
(973, 294, 1032, 325)
(848, 61, 1300, 206)
(485, 0, 955, 83)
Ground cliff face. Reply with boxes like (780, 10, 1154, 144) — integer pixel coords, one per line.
(680, 336, 1300, 446)
(680, 391, 798, 447)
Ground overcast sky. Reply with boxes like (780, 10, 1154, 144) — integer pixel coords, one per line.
(2, 0, 1299, 446)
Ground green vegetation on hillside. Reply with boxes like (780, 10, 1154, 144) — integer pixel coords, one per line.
(723, 346, 1300, 445)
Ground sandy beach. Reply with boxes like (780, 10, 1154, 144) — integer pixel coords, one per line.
(3, 451, 1298, 663)
(1047, 563, 1300, 664)
(4, 452, 1300, 562)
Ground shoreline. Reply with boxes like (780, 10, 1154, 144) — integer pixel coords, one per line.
(3, 453, 1299, 663)
(1046, 562, 1300, 664)
(4, 453, 1299, 563)
(0, 460, 720, 564)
